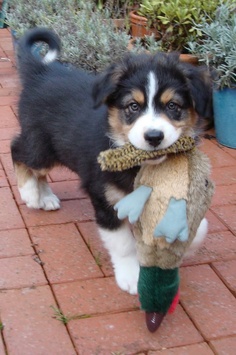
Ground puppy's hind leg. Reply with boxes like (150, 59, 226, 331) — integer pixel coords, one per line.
(14, 162, 60, 211)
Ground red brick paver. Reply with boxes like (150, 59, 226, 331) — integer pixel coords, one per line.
(180, 265, 236, 340)
(210, 336, 236, 355)
(68, 306, 203, 355)
(212, 259, 236, 295)
(148, 342, 215, 355)
(0, 286, 76, 355)
(0, 29, 235, 354)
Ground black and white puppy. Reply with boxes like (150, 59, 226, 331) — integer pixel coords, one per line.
(11, 28, 212, 294)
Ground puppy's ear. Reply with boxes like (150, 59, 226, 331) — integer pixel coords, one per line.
(180, 62, 213, 121)
(93, 63, 125, 108)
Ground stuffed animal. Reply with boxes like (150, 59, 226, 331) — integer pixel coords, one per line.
(98, 137, 214, 332)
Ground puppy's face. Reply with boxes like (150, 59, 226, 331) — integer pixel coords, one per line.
(94, 53, 211, 150)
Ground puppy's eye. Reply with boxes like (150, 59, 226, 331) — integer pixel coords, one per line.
(167, 101, 179, 111)
(128, 102, 140, 113)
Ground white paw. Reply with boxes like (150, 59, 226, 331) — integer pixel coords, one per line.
(25, 199, 41, 209)
(39, 193, 60, 211)
(114, 255, 140, 295)
(19, 178, 60, 211)
(39, 183, 60, 210)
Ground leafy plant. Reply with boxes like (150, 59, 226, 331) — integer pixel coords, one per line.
(188, 1, 236, 89)
(51, 305, 91, 325)
(136, 0, 230, 51)
(6, 0, 131, 72)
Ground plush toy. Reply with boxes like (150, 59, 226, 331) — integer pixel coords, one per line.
(98, 137, 214, 332)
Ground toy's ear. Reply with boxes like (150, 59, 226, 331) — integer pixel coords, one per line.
(92, 62, 125, 108)
(180, 62, 213, 124)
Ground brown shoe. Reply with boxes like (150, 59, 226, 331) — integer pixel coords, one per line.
(145, 312, 165, 332)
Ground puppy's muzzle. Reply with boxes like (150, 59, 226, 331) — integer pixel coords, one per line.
(144, 129, 164, 148)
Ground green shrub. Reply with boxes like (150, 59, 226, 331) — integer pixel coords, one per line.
(137, 0, 230, 51)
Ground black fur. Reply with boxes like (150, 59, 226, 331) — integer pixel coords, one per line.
(11, 28, 212, 230)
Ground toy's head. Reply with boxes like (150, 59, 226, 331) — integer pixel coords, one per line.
(98, 136, 195, 172)
(93, 52, 212, 151)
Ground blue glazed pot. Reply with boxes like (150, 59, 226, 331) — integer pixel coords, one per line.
(213, 88, 236, 149)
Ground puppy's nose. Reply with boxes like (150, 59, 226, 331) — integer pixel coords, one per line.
(144, 129, 164, 147)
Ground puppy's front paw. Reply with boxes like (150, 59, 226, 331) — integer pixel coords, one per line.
(114, 255, 140, 295)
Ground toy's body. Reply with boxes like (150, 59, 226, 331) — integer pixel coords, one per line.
(98, 138, 214, 332)
(133, 149, 214, 268)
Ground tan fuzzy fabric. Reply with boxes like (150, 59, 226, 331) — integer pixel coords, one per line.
(98, 137, 195, 171)
(136, 154, 189, 246)
(134, 149, 214, 269)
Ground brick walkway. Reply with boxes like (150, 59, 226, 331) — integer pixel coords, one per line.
(0, 28, 236, 355)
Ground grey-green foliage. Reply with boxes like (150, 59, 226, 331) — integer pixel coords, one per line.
(96, 0, 135, 18)
(7, 0, 131, 72)
(187, 1, 236, 89)
(137, 0, 225, 51)
(131, 34, 162, 54)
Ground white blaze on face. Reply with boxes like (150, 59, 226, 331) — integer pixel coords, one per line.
(147, 71, 157, 118)
(128, 71, 181, 150)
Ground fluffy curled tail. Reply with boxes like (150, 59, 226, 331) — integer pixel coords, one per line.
(16, 27, 61, 82)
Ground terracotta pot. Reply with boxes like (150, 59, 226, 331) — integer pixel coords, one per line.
(179, 54, 198, 65)
(128, 39, 199, 66)
(129, 10, 159, 38)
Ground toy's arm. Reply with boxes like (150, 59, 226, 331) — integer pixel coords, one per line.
(154, 197, 189, 243)
(114, 185, 152, 224)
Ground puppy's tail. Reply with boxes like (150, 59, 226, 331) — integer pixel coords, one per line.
(17, 27, 61, 81)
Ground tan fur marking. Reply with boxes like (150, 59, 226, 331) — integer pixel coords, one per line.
(14, 162, 34, 189)
(160, 89, 176, 104)
(131, 89, 145, 105)
(108, 107, 134, 144)
(157, 110, 197, 137)
(14, 162, 50, 188)
(172, 108, 197, 135)
(105, 183, 125, 206)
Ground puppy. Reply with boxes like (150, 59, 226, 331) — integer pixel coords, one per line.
(11, 28, 212, 294)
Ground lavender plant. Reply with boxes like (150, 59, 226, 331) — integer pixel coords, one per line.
(187, 1, 236, 89)
(7, 0, 131, 72)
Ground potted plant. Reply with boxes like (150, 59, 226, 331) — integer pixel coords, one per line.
(129, 1, 161, 38)
(188, 1, 236, 148)
(129, 0, 228, 53)
(6, 0, 131, 72)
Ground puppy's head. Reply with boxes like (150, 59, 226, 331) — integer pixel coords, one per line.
(93, 52, 212, 150)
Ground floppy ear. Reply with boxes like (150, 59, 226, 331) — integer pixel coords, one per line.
(180, 62, 213, 122)
(92, 63, 125, 108)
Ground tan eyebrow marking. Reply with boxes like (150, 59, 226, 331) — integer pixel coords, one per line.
(160, 88, 176, 104)
(131, 89, 145, 105)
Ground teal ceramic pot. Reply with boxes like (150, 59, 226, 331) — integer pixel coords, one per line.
(213, 88, 236, 149)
